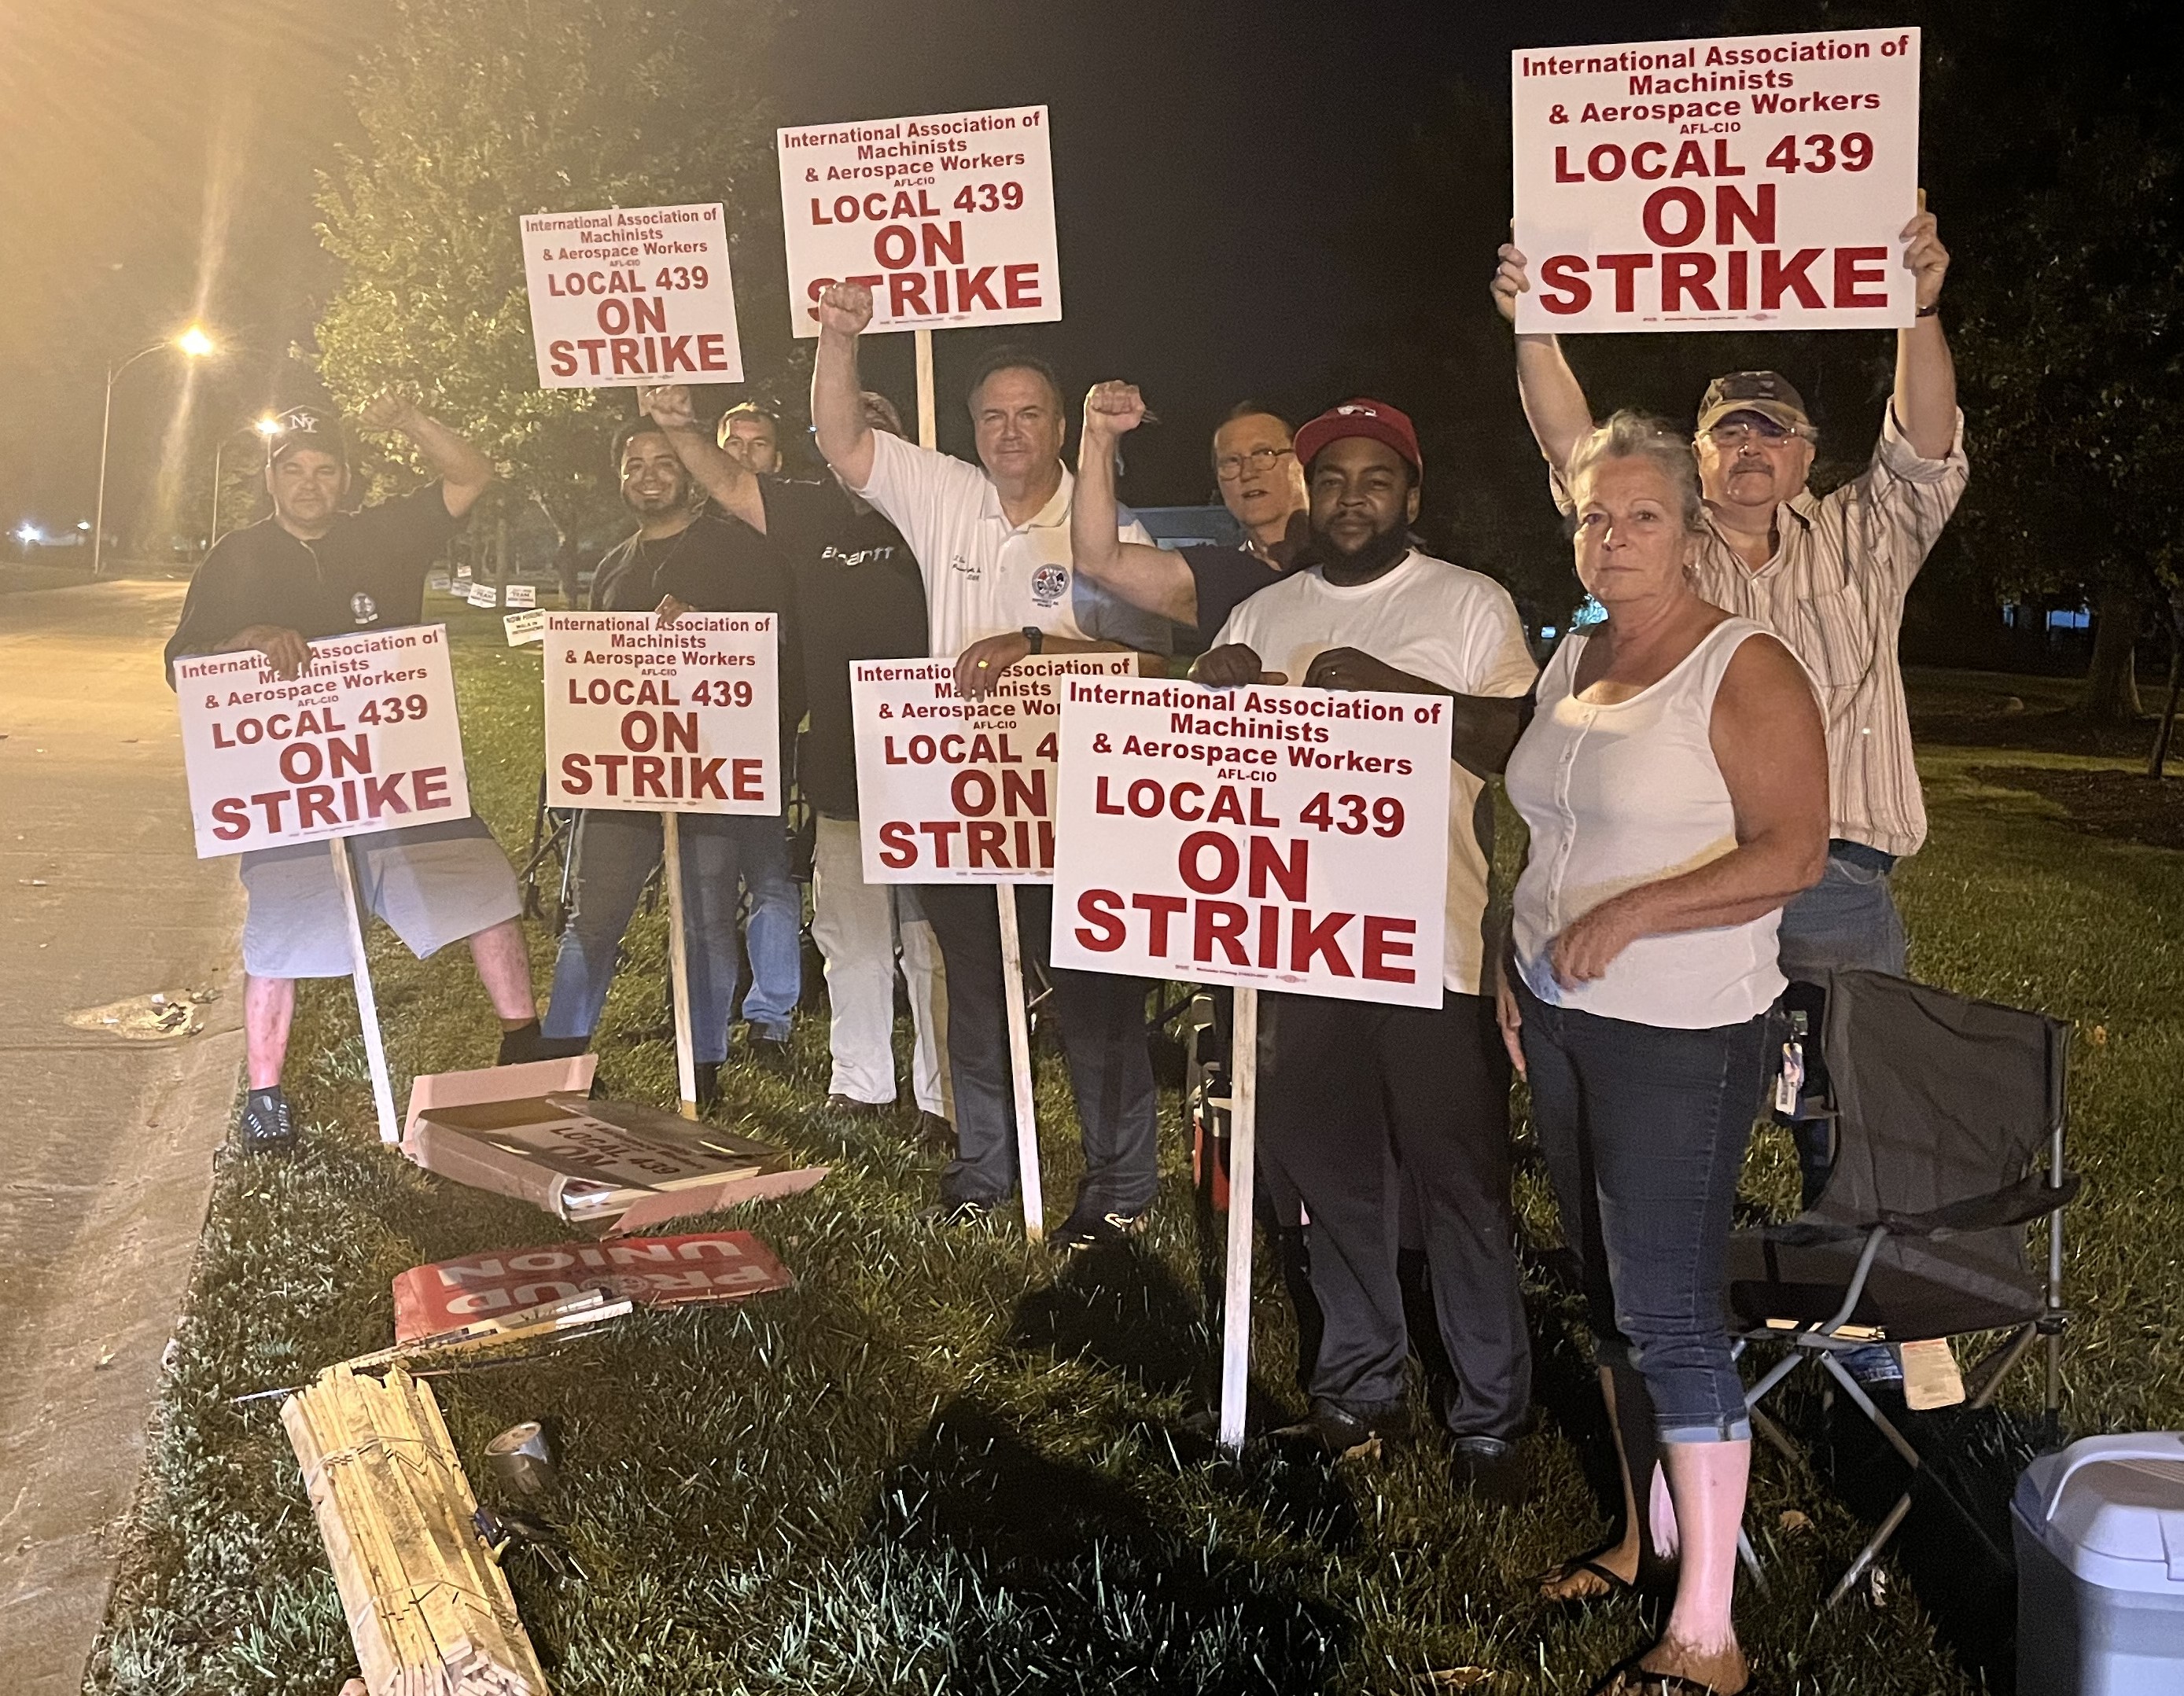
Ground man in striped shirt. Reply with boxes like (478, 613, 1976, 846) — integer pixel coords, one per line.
(1490, 201, 1965, 1203)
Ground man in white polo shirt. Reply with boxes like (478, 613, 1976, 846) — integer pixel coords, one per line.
(810, 280, 1171, 1251)
(1191, 398, 1540, 1496)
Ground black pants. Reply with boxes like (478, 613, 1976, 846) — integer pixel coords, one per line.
(1258, 988, 1530, 1439)
(919, 882, 1159, 1217)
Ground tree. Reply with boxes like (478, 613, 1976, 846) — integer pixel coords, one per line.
(312, 0, 790, 568)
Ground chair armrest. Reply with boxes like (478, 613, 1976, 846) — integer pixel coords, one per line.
(1877, 1170, 2081, 1238)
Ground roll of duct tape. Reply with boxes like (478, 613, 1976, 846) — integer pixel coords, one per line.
(484, 1420, 556, 1497)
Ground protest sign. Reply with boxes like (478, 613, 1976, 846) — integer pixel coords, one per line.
(503, 610, 546, 646)
(849, 653, 1137, 881)
(1049, 678, 1453, 1008)
(467, 583, 499, 609)
(520, 201, 744, 387)
(543, 613, 780, 815)
(173, 626, 471, 859)
(777, 104, 1061, 337)
(392, 1231, 795, 1341)
(504, 583, 537, 609)
(1512, 26, 1920, 333)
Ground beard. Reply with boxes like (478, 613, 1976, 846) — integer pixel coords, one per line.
(1300, 519, 1413, 582)
(624, 480, 692, 520)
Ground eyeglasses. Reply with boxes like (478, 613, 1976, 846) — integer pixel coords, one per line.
(1214, 445, 1294, 481)
(1705, 421, 1810, 448)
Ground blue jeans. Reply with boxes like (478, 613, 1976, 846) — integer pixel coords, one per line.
(1517, 979, 1772, 1444)
(543, 811, 801, 1060)
(1778, 840, 1906, 1203)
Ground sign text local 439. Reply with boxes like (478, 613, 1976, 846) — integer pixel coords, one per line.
(1050, 679, 1452, 1008)
(521, 201, 744, 387)
(777, 104, 1060, 337)
(544, 613, 780, 814)
(1512, 27, 1920, 333)
(173, 626, 471, 858)
(850, 654, 1136, 881)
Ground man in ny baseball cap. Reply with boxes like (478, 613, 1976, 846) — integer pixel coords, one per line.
(263, 403, 352, 469)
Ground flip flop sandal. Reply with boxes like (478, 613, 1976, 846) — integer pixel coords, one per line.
(1538, 1547, 1678, 1608)
(1585, 1654, 1751, 1696)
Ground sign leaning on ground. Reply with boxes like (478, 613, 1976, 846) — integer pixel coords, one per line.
(1048, 679, 1453, 1008)
(173, 625, 471, 858)
(849, 653, 1138, 882)
(1512, 26, 1920, 333)
(543, 613, 781, 814)
(776, 103, 1061, 336)
(520, 201, 745, 387)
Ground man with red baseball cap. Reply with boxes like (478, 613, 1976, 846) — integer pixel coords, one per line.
(1188, 398, 1541, 1495)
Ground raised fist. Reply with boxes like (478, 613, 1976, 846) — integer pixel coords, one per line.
(1082, 381, 1147, 438)
(639, 384, 698, 432)
(816, 282, 874, 337)
(1489, 243, 1530, 326)
(358, 390, 420, 432)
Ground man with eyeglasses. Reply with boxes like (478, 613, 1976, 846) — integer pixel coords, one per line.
(1068, 394, 1309, 649)
(1490, 200, 1966, 1211)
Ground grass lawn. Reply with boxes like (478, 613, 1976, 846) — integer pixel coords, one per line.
(84, 620, 2184, 1694)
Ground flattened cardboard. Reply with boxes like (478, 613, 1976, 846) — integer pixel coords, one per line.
(392, 1230, 796, 1340)
(399, 1059, 827, 1234)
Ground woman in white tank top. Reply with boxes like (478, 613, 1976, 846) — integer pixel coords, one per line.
(1499, 414, 1828, 1696)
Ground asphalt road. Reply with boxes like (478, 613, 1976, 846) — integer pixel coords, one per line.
(0, 581, 244, 1692)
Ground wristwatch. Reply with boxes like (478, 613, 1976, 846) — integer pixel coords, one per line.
(1021, 625, 1044, 655)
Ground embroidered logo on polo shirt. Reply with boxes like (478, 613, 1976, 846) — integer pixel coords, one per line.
(1030, 564, 1068, 606)
(351, 591, 378, 624)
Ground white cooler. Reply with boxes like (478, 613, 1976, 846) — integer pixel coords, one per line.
(2013, 1433, 2184, 1694)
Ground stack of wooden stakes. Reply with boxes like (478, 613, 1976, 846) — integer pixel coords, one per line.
(282, 1363, 551, 1696)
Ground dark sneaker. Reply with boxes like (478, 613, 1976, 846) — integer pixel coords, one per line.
(239, 1086, 296, 1156)
(919, 1198, 993, 1228)
(826, 1093, 890, 1117)
(694, 1061, 720, 1112)
(495, 1020, 544, 1065)
(1450, 1434, 1530, 1505)
(1271, 1398, 1409, 1459)
(746, 1034, 794, 1074)
(1050, 1207, 1148, 1254)
(912, 1111, 956, 1153)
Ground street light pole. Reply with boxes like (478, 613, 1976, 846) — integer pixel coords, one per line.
(91, 328, 215, 579)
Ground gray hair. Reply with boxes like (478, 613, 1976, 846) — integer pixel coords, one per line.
(1565, 410, 1707, 535)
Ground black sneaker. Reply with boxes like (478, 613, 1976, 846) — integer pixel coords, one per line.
(1050, 1206, 1148, 1254)
(919, 1198, 993, 1228)
(694, 1061, 720, 1112)
(495, 1020, 544, 1065)
(912, 1111, 956, 1153)
(239, 1086, 296, 1156)
(745, 1034, 794, 1074)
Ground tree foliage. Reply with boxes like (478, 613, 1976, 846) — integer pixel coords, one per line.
(314, 0, 789, 553)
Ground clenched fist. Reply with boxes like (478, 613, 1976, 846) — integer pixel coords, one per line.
(816, 282, 874, 337)
(1081, 381, 1148, 440)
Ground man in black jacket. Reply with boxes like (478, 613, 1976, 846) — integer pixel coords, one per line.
(536, 403, 806, 1102)
(164, 397, 536, 1153)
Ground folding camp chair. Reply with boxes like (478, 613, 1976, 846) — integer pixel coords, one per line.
(1727, 969, 2079, 1605)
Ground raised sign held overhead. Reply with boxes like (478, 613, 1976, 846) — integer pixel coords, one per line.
(1512, 27, 1920, 333)
(521, 202, 744, 386)
(777, 104, 1061, 337)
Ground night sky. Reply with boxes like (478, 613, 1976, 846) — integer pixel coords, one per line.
(0, 0, 1716, 541)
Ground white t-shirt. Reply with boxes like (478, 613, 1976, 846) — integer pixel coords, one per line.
(854, 429, 1168, 660)
(1213, 550, 1538, 996)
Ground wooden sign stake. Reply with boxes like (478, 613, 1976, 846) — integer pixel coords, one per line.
(661, 811, 700, 1119)
(329, 838, 400, 1144)
(1217, 987, 1261, 1453)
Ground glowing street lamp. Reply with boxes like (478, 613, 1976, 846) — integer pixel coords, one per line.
(209, 415, 285, 548)
(91, 326, 217, 578)
(17, 524, 42, 549)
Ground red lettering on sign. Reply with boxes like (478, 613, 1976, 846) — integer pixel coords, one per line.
(1075, 888, 1125, 951)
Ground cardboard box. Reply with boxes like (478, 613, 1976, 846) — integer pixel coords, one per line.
(401, 1058, 827, 1234)
(391, 1231, 796, 1341)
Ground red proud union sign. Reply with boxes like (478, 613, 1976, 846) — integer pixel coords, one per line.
(850, 653, 1137, 882)
(1049, 679, 1451, 1008)
(174, 625, 471, 859)
(1512, 27, 1920, 333)
(544, 613, 780, 814)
